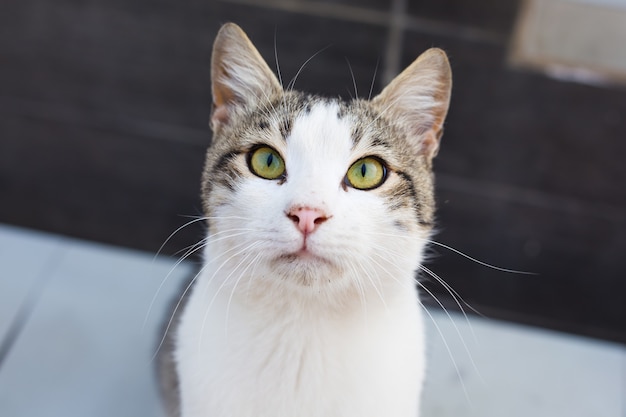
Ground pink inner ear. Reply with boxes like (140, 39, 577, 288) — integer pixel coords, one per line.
(419, 130, 440, 159)
(211, 105, 230, 128)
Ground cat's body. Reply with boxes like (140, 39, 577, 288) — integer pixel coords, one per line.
(158, 23, 451, 417)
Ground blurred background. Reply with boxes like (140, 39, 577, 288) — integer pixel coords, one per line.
(1, 0, 625, 344)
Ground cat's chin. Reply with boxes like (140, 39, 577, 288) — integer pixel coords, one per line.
(269, 250, 343, 287)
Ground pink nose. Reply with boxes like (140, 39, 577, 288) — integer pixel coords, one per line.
(286, 207, 329, 234)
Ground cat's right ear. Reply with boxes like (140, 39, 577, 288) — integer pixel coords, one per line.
(210, 23, 283, 132)
(372, 48, 452, 161)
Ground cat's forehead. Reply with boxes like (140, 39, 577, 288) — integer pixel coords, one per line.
(288, 101, 351, 151)
(264, 94, 394, 160)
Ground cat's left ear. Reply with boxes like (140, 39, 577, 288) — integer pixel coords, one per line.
(372, 48, 452, 160)
(210, 23, 283, 132)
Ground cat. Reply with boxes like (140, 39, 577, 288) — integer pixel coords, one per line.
(157, 22, 451, 417)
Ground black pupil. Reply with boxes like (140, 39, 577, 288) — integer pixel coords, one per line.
(360, 163, 367, 177)
(266, 153, 274, 167)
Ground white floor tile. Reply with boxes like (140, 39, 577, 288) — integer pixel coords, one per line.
(0, 229, 193, 417)
(0, 225, 65, 343)
(421, 309, 625, 417)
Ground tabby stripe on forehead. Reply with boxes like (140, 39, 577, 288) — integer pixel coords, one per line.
(350, 125, 364, 147)
(279, 118, 292, 138)
(349, 126, 392, 149)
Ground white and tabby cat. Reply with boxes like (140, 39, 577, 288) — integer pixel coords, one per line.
(158, 22, 452, 417)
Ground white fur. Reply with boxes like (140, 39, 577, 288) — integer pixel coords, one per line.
(175, 102, 428, 417)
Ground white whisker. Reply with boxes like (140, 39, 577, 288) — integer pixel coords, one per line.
(144, 227, 261, 333)
(368, 58, 380, 101)
(354, 252, 393, 311)
(414, 272, 485, 384)
(245, 249, 265, 304)
(288, 46, 332, 92)
(345, 259, 371, 323)
(198, 241, 264, 353)
(363, 229, 534, 275)
(171, 237, 208, 258)
(273, 28, 284, 90)
(426, 239, 536, 275)
(420, 265, 485, 333)
(419, 297, 474, 406)
(151, 265, 203, 362)
(151, 236, 260, 360)
(142, 237, 208, 334)
(345, 57, 358, 99)
(224, 249, 263, 340)
(153, 216, 207, 260)
(366, 239, 485, 390)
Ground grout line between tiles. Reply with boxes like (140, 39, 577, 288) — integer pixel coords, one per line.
(0, 245, 65, 370)
(381, 0, 407, 84)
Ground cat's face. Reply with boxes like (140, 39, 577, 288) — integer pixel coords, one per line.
(201, 24, 451, 301)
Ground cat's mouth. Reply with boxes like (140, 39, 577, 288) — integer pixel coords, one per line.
(274, 248, 335, 269)
(279, 249, 330, 264)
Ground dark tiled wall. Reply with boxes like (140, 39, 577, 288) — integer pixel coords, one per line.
(1, 0, 624, 342)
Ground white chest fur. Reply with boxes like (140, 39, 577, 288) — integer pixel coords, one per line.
(175, 261, 425, 417)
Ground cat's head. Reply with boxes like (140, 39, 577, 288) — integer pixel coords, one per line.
(201, 23, 451, 304)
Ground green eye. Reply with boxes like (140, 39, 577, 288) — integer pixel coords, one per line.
(248, 146, 286, 180)
(345, 157, 387, 190)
